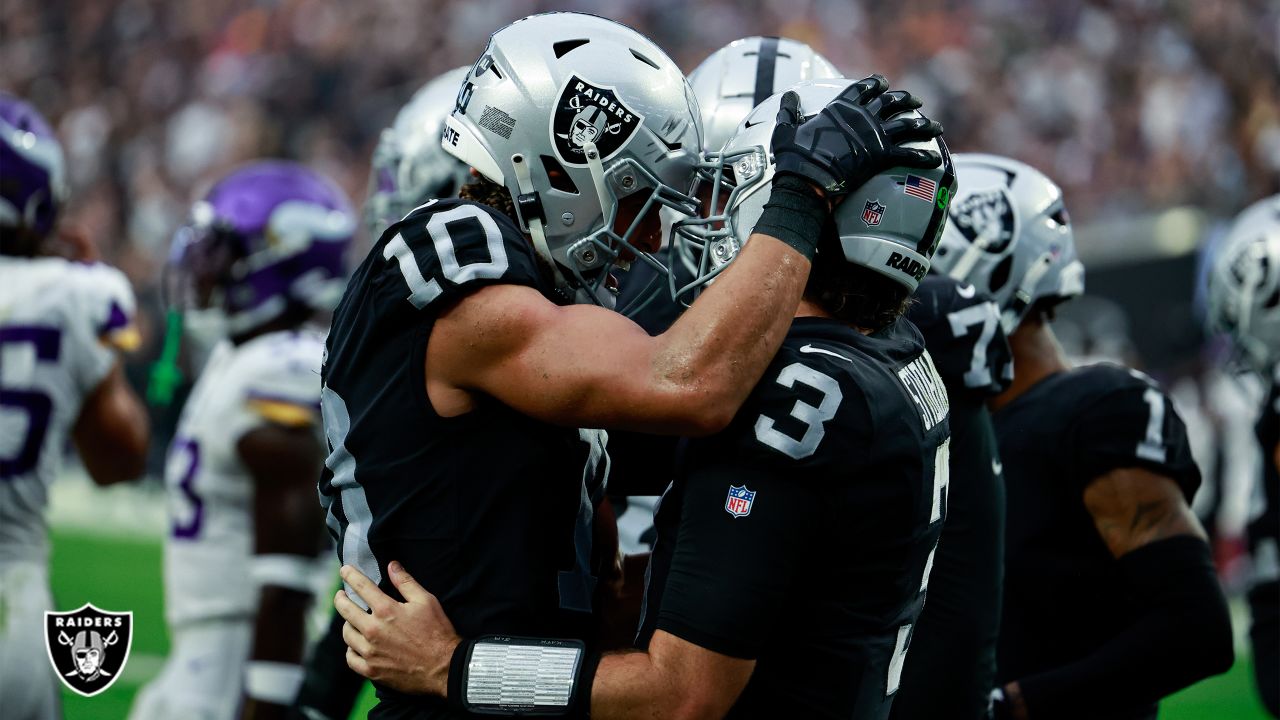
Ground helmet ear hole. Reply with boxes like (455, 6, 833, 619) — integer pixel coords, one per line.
(1264, 287, 1280, 310)
(989, 255, 1013, 293)
(540, 155, 579, 195)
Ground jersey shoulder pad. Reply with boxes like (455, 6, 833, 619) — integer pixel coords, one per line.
(62, 261, 141, 351)
(907, 274, 1011, 396)
(1065, 363, 1201, 497)
(728, 342, 875, 470)
(376, 198, 545, 312)
(229, 330, 324, 427)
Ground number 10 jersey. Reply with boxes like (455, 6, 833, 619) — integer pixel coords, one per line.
(320, 200, 610, 714)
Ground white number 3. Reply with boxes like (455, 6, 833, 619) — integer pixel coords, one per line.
(754, 363, 843, 459)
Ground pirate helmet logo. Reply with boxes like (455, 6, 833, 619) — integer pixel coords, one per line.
(551, 76, 645, 167)
(44, 603, 133, 697)
(949, 186, 1017, 254)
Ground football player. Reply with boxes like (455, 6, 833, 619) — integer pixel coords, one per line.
(933, 154, 1234, 720)
(1206, 194, 1280, 718)
(616, 35, 842, 336)
(128, 162, 355, 720)
(334, 78, 954, 720)
(294, 67, 475, 720)
(0, 92, 149, 720)
(320, 14, 941, 717)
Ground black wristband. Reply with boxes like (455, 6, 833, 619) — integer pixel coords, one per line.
(752, 174, 827, 261)
(447, 638, 470, 711)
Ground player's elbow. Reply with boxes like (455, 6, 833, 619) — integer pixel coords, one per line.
(677, 400, 736, 437)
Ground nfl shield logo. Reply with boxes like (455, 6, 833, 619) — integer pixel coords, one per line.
(725, 485, 756, 518)
(862, 199, 886, 226)
(44, 603, 133, 697)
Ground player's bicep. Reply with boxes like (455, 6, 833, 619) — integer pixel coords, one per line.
(239, 423, 326, 557)
(431, 283, 705, 433)
(1082, 466, 1207, 558)
(656, 463, 812, 659)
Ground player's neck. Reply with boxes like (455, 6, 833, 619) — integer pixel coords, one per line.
(989, 319, 1071, 412)
(794, 298, 874, 335)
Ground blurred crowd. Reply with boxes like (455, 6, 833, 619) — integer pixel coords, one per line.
(1, 0, 1277, 362)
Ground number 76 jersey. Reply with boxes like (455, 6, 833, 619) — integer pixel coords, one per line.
(0, 257, 138, 565)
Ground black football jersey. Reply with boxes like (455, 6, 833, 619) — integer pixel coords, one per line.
(319, 199, 610, 717)
(1252, 366, 1280, 576)
(638, 317, 951, 720)
(615, 246, 697, 336)
(892, 274, 1010, 720)
(993, 364, 1200, 718)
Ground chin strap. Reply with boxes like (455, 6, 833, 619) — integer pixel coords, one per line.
(1002, 250, 1055, 331)
(512, 153, 570, 293)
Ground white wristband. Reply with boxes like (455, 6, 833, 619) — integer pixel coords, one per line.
(250, 553, 319, 593)
(245, 660, 304, 705)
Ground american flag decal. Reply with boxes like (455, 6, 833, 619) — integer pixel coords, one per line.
(904, 175, 937, 202)
(725, 485, 756, 518)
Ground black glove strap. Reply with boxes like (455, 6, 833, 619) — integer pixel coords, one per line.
(752, 174, 827, 261)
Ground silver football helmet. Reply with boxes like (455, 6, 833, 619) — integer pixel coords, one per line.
(688, 36, 842, 153)
(1207, 195, 1280, 372)
(687, 79, 954, 294)
(442, 12, 707, 305)
(364, 67, 473, 239)
(932, 153, 1084, 332)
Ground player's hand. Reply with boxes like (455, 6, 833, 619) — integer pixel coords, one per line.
(770, 75, 943, 199)
(989, 682, 1029, 720)
(334, 561, 458, 697)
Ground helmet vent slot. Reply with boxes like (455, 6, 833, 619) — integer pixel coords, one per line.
(1265, 287, 1280, 310)
(541, 155, 579, 195)
(990, 255, 1013, 292)
(553, 39, 590, 58)
(630, 49, 660, 70)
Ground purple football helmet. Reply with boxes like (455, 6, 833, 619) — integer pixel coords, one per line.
(167, 161, 356, 337)
(0, 92, 67, 241)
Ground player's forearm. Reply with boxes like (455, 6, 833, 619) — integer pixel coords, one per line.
(241, 585, 312, 718)
(1012, 536, 1233, 718)
(591, 650, 708, 720)
(653, 235, 810, 435)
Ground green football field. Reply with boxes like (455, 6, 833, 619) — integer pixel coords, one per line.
(47, 529, 1272, 719)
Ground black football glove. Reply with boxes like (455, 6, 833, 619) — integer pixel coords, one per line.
(770, 75, 943, 198)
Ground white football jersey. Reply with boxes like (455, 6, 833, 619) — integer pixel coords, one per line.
(163, 329, 328, 627)
(0, 256, 138, 564)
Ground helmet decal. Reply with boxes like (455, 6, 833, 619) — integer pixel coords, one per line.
(551, 76, 645, 166)
(949, 187, 1018, 254)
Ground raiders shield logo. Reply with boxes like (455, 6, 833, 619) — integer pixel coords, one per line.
(949, 187, 1017, 254)
(45, 603, 133, 697)
(551, 76, 645, 166)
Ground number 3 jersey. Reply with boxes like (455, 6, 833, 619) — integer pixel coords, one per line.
(163, 329, 328, 627)
(319, 200, 609, 699)
(0, 256, 138, 565)
(639, 317, 951, 720)
(992, 365, 1200, 690)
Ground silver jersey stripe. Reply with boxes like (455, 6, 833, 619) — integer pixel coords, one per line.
(321, 385, 381, 609)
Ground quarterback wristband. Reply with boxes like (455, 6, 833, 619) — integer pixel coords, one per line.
(448, 635, 598, 717)
(752, 174, 827, 261)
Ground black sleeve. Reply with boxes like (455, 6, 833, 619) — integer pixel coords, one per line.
(376, 199, 547, 312)
(654, 459, 817, 659)
(1068, 370, 1201, 499)
(605, 431, 681, 497)
(908, 276, 1012, 397)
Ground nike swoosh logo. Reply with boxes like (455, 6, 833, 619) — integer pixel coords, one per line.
(992, 459, 1003, 475)
(799, 344, 852, 362)
(956, 283, 977, 299)
(743, 120, 764, 129)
